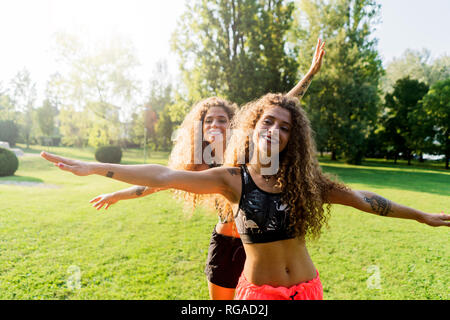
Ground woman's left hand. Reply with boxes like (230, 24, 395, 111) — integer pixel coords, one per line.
(40, 151, 93, 176)
(90, 193, 119, 210)
(308, 38, 326, 76)
(419, 212, 450, 227)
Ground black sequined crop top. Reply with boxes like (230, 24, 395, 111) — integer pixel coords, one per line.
(234, 165, 295, 244)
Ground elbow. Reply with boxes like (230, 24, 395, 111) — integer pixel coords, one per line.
(145, 165, 172, 188)
(152, 171, 170, 188)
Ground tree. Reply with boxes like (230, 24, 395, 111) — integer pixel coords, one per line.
(86, 101, 121, 148)
(0, 120, 19, 147)
(9, 68, 37, 148)
(0, 94, 16, 122)
(382, 49, 450, 94)
(146, 61, 173, 114)
(381, 77, 430, 165)
(37, 99, 57, 137)
(145, 61, 174, 150)
(58, 105, 92, 147)
(172, 0, 299, 105)
(127, 61, 175, 151)
(36, 99, 57, 146)
(421, 78, 450, 169)
(294, 0, 383, 164)
(0, 82, 17, 122)
(53, 32, 142, 147)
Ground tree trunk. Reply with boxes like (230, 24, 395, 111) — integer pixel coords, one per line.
(446, 134, 449, 169)
(331, 150, 337, 161)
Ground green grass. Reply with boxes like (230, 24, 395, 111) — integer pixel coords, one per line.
(0, 146, 448, 300)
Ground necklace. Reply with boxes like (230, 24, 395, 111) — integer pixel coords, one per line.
(250, 164, 273, 183)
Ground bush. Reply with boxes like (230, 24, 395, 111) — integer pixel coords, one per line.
(0, 147, 19, 176)
(95, 146, 122, 164)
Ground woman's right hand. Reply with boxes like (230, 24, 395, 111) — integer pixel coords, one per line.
(90, 193, 119, 210)
(308, 38, 326, 76)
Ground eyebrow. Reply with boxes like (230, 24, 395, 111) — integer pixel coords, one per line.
(264, 115, 291, 126)
(205, 115, 228, 119)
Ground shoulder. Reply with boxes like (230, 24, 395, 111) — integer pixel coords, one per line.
(217, 166, 242, 203)
(208, 166, 242, 182)
(223, 166, 241, 177)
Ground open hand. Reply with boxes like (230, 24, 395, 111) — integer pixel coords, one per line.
(420, 212, 450, 227)
(90, 193, 118, 210)
(308, 38, 326, 76)
(40, 151, 93, 176)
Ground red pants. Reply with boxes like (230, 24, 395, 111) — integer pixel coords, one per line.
(235, 270, 323, 300)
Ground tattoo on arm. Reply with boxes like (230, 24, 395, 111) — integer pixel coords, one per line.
(106, 171, 114, 178)
(363, 195, 392, 216)
(135, 186, 146, 196)
(297, 74, 314, 99)
(227, 168, 240, 176)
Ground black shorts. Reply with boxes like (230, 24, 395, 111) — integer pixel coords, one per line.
(204, 225, 246, 289)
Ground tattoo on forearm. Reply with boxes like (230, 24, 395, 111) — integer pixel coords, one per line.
(302, 74, 314, 88)
(297, 74, 314, 99)
(135, 186, 146, 196)
(363, 195, 392, 216)
(227, 168, 240, 176)
(106, 171, 114, 178)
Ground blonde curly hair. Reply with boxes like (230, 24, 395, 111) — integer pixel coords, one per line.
(168, 97, 238, 210)
(221, 93, 349, 240)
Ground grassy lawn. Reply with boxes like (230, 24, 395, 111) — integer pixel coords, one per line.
(0, 145, 448, 299)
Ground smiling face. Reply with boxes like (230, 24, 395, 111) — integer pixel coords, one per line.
(202, 106, 231, 144)
(253, 106, 292, 156)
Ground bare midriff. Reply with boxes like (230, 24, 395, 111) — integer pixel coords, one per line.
(242, 237, 317, 287)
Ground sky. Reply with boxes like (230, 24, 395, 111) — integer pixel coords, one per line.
(0, 0, 449, 105)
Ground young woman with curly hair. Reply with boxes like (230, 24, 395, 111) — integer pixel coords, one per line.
(41, 92, 449, 300)
(80, 40, 326, 299)
(88, 96, 242, 300)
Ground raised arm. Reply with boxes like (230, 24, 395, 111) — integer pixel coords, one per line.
(328, 187, 450, 227)
(286, 38, 325, 100)
(40, 151, 232, 198)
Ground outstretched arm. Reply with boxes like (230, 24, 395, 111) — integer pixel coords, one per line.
(90, 186, 164, 210)
(40, 151, 230, 197)
(328, 188, 450, 227)
(286, 38, 325, 100)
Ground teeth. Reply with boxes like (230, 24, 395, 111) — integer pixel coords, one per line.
(208, 130, 222, 135)
(262, 136, 278, 143)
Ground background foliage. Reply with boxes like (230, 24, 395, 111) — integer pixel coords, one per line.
(0, 0, 448, 168)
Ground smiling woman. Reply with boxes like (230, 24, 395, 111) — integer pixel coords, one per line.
(40, 92, 450, 301)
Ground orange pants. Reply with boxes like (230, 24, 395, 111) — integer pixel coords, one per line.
(235, 270, 323, 300)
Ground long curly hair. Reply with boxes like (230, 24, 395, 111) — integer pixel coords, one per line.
(168, 97, 238, 210)
(222, 93, 349, 240)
